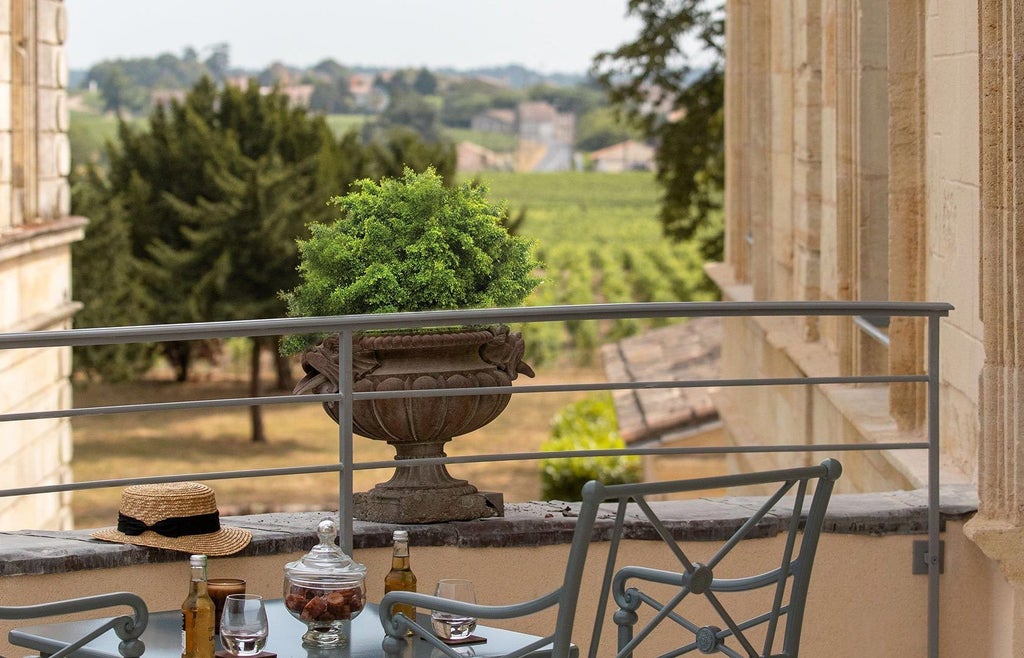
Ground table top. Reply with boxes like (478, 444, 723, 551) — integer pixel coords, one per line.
(9, 599, 572, 658)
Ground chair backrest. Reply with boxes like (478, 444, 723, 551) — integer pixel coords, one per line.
(558, 458, 841, 658)
(0, 592, 148, 658)
(381, 459, 840, 658)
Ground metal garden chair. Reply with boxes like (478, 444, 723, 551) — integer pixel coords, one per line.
(1, 592, 148, 657)
(380, 459, 841, 658)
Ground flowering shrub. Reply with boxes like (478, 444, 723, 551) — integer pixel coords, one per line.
(539, 393, 641, 501)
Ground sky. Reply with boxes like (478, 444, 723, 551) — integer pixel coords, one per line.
(65, 0, 643, 74)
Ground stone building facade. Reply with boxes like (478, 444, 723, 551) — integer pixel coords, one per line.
(713, 0, 1024, 650)
(0, 0, 77, 530)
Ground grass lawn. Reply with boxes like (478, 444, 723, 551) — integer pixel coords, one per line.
(71, 366, 603, 529)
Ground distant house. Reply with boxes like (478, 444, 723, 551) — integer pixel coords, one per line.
(279, 84, 314, 108)
(470, 109, 516, 134)
(517, 101, 575, 145)
(470, 100, 577, 172)
(150, 88, 188, 108)
(348, 74, 389, 112)
(221, 77, 315, 110)
(456, 141, 513, 173)
(348, 73, 373, 99)
(590, 140, 656, 172)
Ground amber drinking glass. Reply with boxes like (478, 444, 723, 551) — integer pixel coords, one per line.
(207, 578, 246, 635)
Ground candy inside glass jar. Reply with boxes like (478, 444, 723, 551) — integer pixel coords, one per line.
(283, 518, 367, 647)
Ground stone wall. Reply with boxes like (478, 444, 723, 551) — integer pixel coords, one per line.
(0, 0, 78, 530)
(714, 0, 981, 490)
(716, 0, 1024, 650)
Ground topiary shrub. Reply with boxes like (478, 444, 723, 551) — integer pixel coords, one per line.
(539, 393, 642, 501)
(281, 166, 542, 354)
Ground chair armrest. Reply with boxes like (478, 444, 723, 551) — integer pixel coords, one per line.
(0, 592, 148, 625)
(380, 589, 562, 628)
(1, 592, 148, 658)
(380, 590, 565, 658)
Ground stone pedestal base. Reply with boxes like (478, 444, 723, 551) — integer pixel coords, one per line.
(353, 485, 501, 524)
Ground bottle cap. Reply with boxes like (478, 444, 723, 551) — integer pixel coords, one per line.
(393, 530, 409, 542)
(190, 554, 207, 566)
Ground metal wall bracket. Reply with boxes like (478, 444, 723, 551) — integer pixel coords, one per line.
(912, 539, 945, 575)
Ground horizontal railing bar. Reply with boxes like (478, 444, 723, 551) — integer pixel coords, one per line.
(340, 374, 929, 401)
(344, 442, 930, 471)
(0, 301, 953, 350)
(0, 375, 929, 424)
(0, 463, 349, 497)
(0, 393, 339, 423)
(0, 442, 928, 499)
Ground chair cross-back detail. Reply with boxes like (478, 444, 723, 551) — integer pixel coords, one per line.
(592, 458, 842, 658)
(380, 459, 840, 658)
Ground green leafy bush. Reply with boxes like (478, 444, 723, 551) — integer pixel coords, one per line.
(281, 167, 542, 353)
(539, 393, 642, 501)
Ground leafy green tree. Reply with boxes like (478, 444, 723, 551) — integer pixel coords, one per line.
(99, 78, 349, 440)
(413, 68, 439, 95)
(527, 82, 605, 115)
(86, 50, 217, 115)
(159, 153, 317, 442)
(592, 0, 725, 260)
(376, 91, 444, 142)
(82, 76, 456, 440)
(110, 78, 226, 356)
(364, 125, 456, 181)
(70, 167, 155, 382)
(89, 63, 148, 114)
(576, 106, 643, 151)
(441, 79, 522, 127)
(311, 58, 351, 80)
(203, 43, 231, 82)
(310, 79, 353, 113)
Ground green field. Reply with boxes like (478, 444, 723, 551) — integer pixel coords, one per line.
(477, 171, 666, 247)
(69, 110, 125, 168)
(469, 171, 715, 365)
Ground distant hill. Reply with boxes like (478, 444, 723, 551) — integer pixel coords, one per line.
(434, 64, 585, 89)
(69, 61, 584, 92)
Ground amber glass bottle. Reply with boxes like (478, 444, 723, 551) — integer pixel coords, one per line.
(181, 554, 215, 658)
(384, 529, 417, 626)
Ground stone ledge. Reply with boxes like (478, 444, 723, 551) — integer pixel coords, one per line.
(0, 485, 977, 577)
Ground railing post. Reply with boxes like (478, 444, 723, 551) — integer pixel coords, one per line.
(338, 329, 355, 555)
(927, 313, 941, 658)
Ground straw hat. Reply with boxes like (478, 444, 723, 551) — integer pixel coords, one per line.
(92, 482, 251, 556)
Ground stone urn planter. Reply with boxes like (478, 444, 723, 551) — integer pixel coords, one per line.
(293, 325, 534, 523)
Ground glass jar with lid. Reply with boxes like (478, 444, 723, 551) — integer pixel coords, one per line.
(283, 518, 367, 647)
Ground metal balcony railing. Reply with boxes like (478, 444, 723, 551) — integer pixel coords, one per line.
(0, 300, 953, 657)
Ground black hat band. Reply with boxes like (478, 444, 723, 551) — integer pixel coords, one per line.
(117, 511, 221, 538)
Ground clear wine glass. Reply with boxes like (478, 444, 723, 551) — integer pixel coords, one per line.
(430, 579, 477, 641)
(220, 594, 269, 656)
